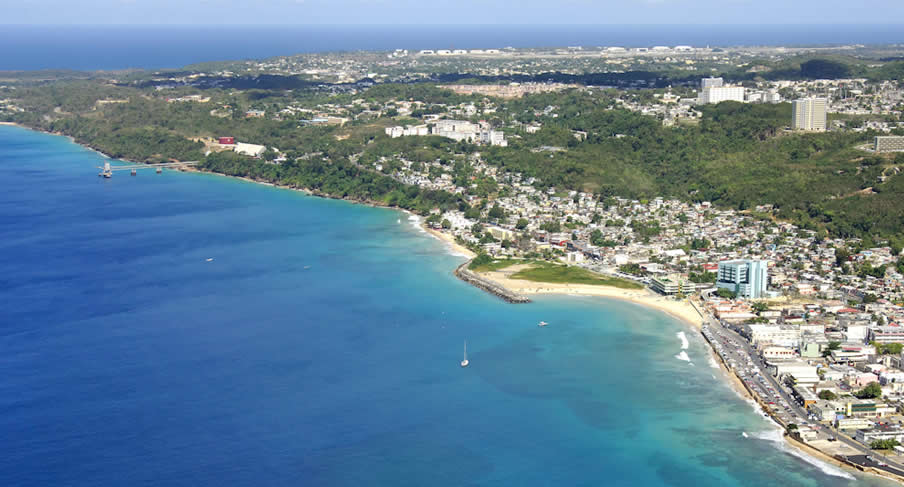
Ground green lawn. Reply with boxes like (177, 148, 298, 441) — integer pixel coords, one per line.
(468, 258, 523, 272)
(510, 263, 644, 289)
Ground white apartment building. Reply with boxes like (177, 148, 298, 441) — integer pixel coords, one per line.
(700, 77, 724, 89)
(792, 97, 827, 131)
(698, 86, 746, 104)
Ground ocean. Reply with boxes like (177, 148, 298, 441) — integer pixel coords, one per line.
(0, 125, 897, 486)
(0, 24, 903, 71)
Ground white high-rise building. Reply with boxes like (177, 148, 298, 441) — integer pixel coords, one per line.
(698, 86, 746, 104)
(792, 97, 827, 131)
(717, 259, 769, 299)
(701, 77, 724, 89)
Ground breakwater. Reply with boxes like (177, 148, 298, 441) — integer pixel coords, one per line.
(454, 261, 531, 304)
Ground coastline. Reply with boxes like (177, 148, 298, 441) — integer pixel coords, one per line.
(423, 227, 477, 259)
(477, 266, 703, 329)
(4, 122, 899, 485)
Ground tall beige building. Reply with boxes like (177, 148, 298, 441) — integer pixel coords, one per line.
(792, 97, 827, 131)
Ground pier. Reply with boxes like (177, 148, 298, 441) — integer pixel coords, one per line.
(97, 161, 199, 178)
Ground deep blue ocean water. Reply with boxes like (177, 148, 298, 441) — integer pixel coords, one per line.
(0, 124, 896, 486)
(0, 24, 902, 71)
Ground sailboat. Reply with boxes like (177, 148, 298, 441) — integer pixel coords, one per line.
(460, 341, 469, 368)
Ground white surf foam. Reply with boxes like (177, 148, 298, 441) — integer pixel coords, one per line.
(752, 428, 855, 480)
(709, 356, 720, 369)
(676, 331, 689, 350)
(744, 397, 769, 418)
(675, 351, 690, 362)
(406, 214, 426, 233)
(742, 431, 749, 438)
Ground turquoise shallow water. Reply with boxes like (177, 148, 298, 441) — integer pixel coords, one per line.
(0, 125, 892, 486)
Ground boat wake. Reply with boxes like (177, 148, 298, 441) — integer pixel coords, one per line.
(676, 331, 689, 350)
(752, 428, 855, 480)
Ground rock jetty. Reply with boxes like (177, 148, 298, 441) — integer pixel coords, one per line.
(454, 261, 531, 304)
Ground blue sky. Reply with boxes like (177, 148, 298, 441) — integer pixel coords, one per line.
(4, 0, 904, 25)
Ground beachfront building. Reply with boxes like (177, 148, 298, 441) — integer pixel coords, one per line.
(716, 259, 769, 299)
(747, 324, 801, 348)
(650, 274, 694, 295)
(791, 97, 827, 131)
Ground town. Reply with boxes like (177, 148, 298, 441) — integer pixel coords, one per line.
(4, 42, 904, 479)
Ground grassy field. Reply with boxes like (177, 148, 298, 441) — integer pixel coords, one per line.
(510, 262, 644, 289)
(468, 258, 523, 273)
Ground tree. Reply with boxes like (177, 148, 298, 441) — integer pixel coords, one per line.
(716, 288, 737, 299)
(818, 390, 837, 400)
(871, 342, 903, 355)
(488, 204, 505, 220)
(468, 253, 492, 269)
(515, 218, 529, 230)
(441, 218, 452, 229)
(618, 263, 644, 276)
(863, 293, 879, 304)
(752, 302, 769, 313)
(871, 439, 900, 450)
(590, 229, 604, 246)
(854, 382, 882, 399)
(786, 423, 798, 433)
(835, 247, 850, 267)
(821, 340, 841, 358)
(689, 271, 716, 283)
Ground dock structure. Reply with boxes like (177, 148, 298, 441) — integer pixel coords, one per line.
(97, 161, 199, 178)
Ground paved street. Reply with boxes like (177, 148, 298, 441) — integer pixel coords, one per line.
(702, 314, 904, 474)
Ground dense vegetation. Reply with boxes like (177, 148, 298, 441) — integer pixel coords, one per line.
(202, 151, 463, 213)
(481, 96, 904, 239)
(4, 71, 904, 239)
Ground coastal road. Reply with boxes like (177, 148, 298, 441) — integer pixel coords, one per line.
(704, 315, 904, 473)
(844, 454, 904, 477)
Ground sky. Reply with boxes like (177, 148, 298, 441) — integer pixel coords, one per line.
(3, 0, 904, 25)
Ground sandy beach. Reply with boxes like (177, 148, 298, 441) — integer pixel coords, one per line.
(424, 227, 477, 259)
(477, 264, 703, 329)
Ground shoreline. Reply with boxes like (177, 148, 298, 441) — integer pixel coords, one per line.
(423, 227, 477, 259)
(476, 266, 703, 329)
(5, 122, 899, 484)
